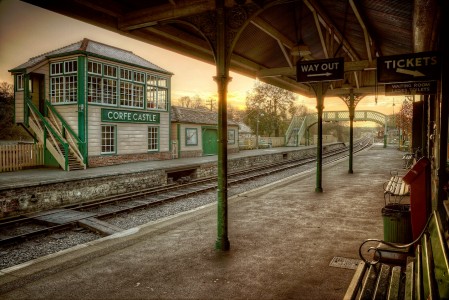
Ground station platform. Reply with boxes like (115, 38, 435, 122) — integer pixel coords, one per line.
(0, 144, 405, 299)
(0, 146, 317, 190)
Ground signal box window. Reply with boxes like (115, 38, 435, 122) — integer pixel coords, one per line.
(101, 125, 116, 154)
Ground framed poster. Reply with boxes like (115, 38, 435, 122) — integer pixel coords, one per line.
(228, 130, 235, 144)
(186, 128, 198, 145)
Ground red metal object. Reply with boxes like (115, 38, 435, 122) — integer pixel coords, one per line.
(403, 157, 431, 240)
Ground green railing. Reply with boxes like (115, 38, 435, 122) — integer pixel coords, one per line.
(45, 100, 86, 166)
(27, 100, 69, 170)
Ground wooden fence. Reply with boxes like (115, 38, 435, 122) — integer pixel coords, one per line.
(0, 143, 44, 172)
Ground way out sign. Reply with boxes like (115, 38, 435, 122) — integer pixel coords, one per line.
(296, 57, 344, 83)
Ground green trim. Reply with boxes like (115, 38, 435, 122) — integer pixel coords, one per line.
(83, 56, 89, 166)
(77, 56, 87, 164)
(177, 123, 181, 158)
(168, 109, 172, 153)
(185, 128, 198, 146)
(24, 74, 30, 127)
(8, 67, 26, 73)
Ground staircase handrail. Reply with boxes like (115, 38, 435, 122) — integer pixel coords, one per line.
(45, 100, 83, 145)
(45, 100, 85, 165)
(285, 115, 305, 145)
(27, 101, 69, 170)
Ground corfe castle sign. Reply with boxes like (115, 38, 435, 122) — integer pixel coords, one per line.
(101, 108, 160, 124)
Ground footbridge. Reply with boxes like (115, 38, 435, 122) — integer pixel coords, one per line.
(285, 110, 387, 146)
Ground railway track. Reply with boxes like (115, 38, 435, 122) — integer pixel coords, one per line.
(0, 138, 372, 248)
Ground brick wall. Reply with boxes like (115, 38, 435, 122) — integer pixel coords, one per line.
(88, 152, 172, 167)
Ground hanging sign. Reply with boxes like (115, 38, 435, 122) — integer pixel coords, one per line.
(385, 81, 437, 95)
(296, 57, 344, 82)
(377, 51, 440, 83)
(101, 108, 160, 124)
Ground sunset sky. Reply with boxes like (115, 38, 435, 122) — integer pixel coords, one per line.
(0, 0, 401, 117)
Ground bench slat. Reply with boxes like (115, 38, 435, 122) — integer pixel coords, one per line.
(422, 233, 436, 299)
(428, 212, 449, 299)
(373, 264, 391, 300)
(415, 245, 423, 300)
(360, 264, 380, 300)
(343, 262, 367, 300)
(404, 260, 414, 300)
(387, 266, 402, 300)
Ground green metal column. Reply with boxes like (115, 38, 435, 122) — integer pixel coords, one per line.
(215, 0, 230, 251)
(348, 89, 354, 174)
(312, 82, 326, 193)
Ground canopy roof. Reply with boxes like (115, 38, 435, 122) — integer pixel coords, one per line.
(23, 0, 440, 97)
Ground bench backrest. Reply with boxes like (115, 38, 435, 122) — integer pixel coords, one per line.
(417, 211, 449, 299)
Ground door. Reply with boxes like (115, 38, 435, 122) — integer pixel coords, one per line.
(202, 128, 218, 156)
(29, 73, 45, 114)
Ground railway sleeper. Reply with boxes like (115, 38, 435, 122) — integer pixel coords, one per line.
(77, 217, 122, 236)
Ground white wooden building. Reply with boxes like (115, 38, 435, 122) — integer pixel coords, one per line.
(171, 106, 239, 158)
(9, 38, 173, 169)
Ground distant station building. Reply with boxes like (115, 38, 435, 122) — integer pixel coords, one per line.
(9, 38, 173, 169)
(171, 106, 239, 158)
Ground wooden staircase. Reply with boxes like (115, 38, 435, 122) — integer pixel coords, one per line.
(45, 113, 85, 171)
(26, 100, 86, 171)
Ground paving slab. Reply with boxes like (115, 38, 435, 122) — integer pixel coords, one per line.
(0, 144, 405, 299)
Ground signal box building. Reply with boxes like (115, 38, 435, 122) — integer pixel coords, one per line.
(171, 106, 239, 158)
(9, 39, 173, 169)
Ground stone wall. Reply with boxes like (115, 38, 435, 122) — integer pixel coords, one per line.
(0, 143, 345, 218)
(0, 170, 166, 218)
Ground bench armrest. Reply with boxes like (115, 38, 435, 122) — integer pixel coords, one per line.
(358, 212, 435, 265)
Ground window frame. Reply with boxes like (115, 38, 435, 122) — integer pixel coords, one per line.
(185, 128, 198, 146)
(16, 74, 24, 91)
(101, 124, 116, 155)
(147, 126, 159, 152)
(49, 60, 78, 104)
(146, 74, 169, 111)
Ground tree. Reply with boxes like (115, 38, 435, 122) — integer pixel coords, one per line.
(396, 97, 413, 144)
(176, 95, 209, 110)
(0, 82, 30, 140)
(244, 82, 298, 137)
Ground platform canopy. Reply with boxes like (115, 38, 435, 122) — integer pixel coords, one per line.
(22, 0, 440, 97)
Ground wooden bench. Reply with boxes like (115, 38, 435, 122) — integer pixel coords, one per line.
(383, 172, 410, 204)
(344, 208, 449, 300)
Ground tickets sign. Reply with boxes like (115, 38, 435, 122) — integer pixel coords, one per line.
(377, 51, 440, 83)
